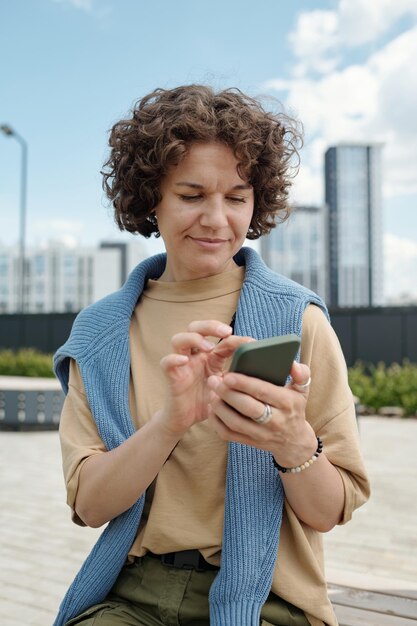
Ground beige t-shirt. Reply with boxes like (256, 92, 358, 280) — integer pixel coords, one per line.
(59, 266, 370, 626)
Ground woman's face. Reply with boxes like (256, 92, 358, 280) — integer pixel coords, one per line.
(155, 142, 254, 282)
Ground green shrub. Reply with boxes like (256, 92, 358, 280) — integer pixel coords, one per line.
(2, 350, 416, 413)
(348, 360, 417, 416)
(0, 349, 54, 378)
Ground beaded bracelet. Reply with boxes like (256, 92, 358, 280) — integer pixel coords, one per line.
(273, 437, 323, 473)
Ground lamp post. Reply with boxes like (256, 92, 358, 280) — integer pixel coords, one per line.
(1, 124, 28, 313)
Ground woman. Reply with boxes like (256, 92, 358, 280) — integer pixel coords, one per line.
(54, 85, 370, 626)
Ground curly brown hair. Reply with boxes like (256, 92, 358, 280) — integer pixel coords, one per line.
(102, 85, 302, 239)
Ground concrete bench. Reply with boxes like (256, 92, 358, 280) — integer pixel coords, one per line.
(329, 583, 417, 625)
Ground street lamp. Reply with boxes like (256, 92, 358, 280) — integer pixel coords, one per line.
(1, 124, 28, 314)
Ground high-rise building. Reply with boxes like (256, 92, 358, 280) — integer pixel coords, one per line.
(260, 205, 326, 300)
(325, 143, 383, 307)
(0, 239, 146, 314)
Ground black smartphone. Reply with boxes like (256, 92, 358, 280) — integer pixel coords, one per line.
(229, 333, 300, 386)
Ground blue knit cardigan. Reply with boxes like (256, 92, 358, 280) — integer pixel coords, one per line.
(53, 247, 326, 626)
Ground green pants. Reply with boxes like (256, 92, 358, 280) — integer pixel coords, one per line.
(65, 554, 309, 626)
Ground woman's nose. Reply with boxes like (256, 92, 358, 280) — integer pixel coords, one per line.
(199, 197, 229, 228)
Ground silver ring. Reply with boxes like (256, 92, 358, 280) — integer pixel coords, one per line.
(292, 376, 311, 392)
(253, 403, 272, 425)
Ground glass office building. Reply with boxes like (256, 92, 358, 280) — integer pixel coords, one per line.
(325, 144, 383, 307)
(260, 205, 326, 301)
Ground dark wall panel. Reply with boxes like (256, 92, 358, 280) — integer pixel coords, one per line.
(0, 314, 76, 353)
(405, 312, 417, 362)
(330, 314, 354, 365)
(50, 317, 76, 353)
(330, 307, 417, 366)
(2, 307, 417, 366)
(356, 313, 403, 365)
(20, 317, 50, 351)
(0, 317, 21, 349)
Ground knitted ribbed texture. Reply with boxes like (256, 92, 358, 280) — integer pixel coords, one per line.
(53, 247, 327, 626)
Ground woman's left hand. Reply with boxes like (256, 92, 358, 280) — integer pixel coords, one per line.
(207, 361, 318, 468)
(209, 360, 346, 531)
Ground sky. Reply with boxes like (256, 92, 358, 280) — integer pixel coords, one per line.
(1, 0, 417, 302)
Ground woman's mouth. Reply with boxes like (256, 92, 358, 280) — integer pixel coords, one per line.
(189, 237, 228, 249)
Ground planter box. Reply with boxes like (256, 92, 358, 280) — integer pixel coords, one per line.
(0, 376, 64, 431)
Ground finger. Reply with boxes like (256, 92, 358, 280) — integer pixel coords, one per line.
(171, 332, 215, 355)
(187, 320, 233, 339)
(208, 406, 239, 441)
(288, 362, 311, 395)
(212, 335, 255, 359)
(208, 401, 271, 445)
(213, 396, 271, 434)
(222, 371, 284, 406)
(208, 375, 267, 420)
(160, 353, 189, 375)
(205, 336, 255, 377)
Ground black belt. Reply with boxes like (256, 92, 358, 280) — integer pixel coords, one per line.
(147, 550, 219, 572)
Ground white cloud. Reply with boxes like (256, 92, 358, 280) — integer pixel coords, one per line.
(263, 1, 417, 301)
(371, 28, 417, 195)
(338, 0, 417, 46)
(70, 0, 93, 10)
(51, 0, 112, 24)
(31, 219, 85, 248)
(289, 0, 417, 76)
(289, 11, 340, 77)
(51, 0, 96, 13)
(384, 234, 417, 302)
(290, 161, 323, 207)
(263, 14, 417, 202)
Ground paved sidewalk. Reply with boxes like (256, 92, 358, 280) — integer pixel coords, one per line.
(1, 416, 416, 625)
(323, 416, 417, 592)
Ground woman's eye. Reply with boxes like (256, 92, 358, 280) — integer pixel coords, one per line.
(179, 195, 201, 201)
(227, 196, 246, 203)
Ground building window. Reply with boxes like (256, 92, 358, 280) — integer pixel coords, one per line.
(33, 255, 46, 275)
(63, 255, 76, 276)
(0, 256, 9, 277)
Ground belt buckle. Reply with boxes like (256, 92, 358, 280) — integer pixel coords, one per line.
(162, 550, 202, 571)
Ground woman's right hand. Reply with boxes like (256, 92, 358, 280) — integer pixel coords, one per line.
(156, 319, 253, 437)
(75, 320, 252, 527)
(76, 318, 237, 527)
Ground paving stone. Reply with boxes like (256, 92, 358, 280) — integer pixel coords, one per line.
(323, 416, 417, 589)
(1, 417, 417, 623)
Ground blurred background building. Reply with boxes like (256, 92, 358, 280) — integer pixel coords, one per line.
(0, 143, 386, 313)
(325, 143, 384, 307)
(0, 239, 146, 314)
(260, 205, 327, 301)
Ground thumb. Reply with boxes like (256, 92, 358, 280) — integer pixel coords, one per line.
(289, 362, 311, 395)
